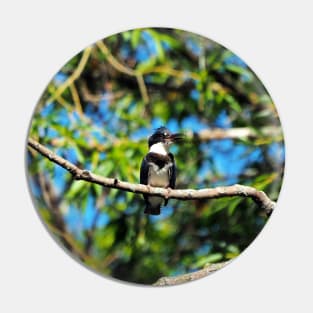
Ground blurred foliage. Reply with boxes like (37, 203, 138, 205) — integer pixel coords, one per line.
(27, 28, 284, 285)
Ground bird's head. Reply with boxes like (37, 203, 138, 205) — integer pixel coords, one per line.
(148, 127, 184, 149)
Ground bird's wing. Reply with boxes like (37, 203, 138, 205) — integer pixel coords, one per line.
(168, 153, 176, 189)
(140, 156, 150, 185)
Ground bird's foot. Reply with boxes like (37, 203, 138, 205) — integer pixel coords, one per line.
(146, 184, 152, 193)
(165, 187, 172, 199)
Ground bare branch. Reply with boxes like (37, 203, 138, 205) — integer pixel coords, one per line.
(96, 41, 149, 104)
(141, 65, 200, 81)
(46, 125, 283, 157)
(188, 126, 282, 141)
(27, 138, 275, 215)
(153, 261, 231, 286)
(47, 46, 92, 103)
(69, 83, 83, 116)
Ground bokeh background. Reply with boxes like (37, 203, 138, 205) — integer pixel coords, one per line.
(26, 28, 284, 285)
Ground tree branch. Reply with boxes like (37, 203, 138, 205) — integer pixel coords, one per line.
(153, 261, 231, 286)
(43, 125, 283, 158)
(96, 41, 149, 104)
(141, 65, 200, 81)
(47, 46, 92, 104)
(27, 138, 275, 215)
(188, 126, 282, 142)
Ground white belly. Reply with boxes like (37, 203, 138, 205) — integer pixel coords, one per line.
(149, 163, 170, 187)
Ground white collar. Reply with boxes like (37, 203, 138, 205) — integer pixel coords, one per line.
(149, 142, 169, 155)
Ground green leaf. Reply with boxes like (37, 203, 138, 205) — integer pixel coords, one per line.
(131, 29, 141, 49)
(101, 161, 114, 177)
(192, 253, 223, 268)
(225, 244, 240, 259)
(109, 188, 119, 199)
(91, 151, 100, 168)
(224, 94, 242, 112)
(92, 183, 102, 197)
(227, 197, 242, 216)
(74, 146, 85, 163)
(206, 85, 213, 101)
(252, 173, 277, 190)
(126, 191, 134, 202)
(216, 92, 224, 104)
(121, 31, 131, 40)
(136, 56, 157, 72)
(147, 29, 165, 61)
(227, 244, 239, 254)
(152, 101, 170, 122)
(204, 253, 224, 263)
(95, 228, 115, 249)
(225, 64, 245, 75)
(158, 33, 181, 49)
(66, 180, 88, 199)
(225, 64, 252, 81)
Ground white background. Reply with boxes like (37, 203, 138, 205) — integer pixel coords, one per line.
(1, 1, 312, 312)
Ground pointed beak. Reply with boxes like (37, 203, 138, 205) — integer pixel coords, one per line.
(167, 133, 185, 144)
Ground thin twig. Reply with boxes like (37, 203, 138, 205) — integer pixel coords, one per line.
(141, 65, 200, 81)
(69, 83, 83, 116)
(96, 41, 149, 104)
(48, 89, 117, 144)
(45, 125, 282, 157)
(27, 138, 276, 215)
(188, 126, 283, 141)
(135, 73, 149, 104)
(47, 46, 92, 104)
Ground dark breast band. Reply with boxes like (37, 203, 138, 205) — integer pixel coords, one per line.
(145, 152, 172, 169)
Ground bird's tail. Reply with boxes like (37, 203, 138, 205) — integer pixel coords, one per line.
(144, 204, 161, 215)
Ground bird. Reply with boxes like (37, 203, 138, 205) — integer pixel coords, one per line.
(140, 127, 184, 215)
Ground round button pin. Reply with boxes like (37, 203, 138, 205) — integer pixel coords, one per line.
(26, 27, 284, 286)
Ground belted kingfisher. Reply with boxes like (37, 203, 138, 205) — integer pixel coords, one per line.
(140, 127, 184, 215)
